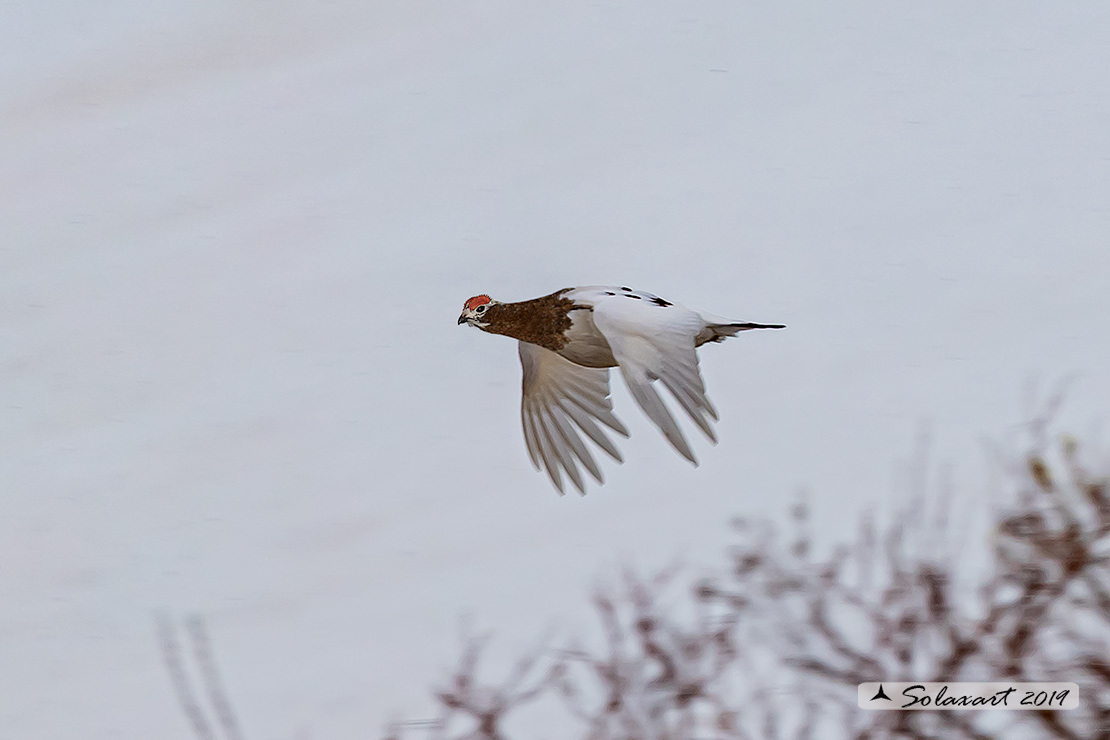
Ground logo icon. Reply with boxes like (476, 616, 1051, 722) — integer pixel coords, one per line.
(870, 684, 892, 702)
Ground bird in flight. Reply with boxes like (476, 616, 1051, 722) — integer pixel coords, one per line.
(458, 286, 784, 494)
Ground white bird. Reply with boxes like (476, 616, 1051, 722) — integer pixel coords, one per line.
(458, 287, 784, 494)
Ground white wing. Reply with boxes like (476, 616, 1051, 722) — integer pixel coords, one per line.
(589, 292, 718, 464)
(519, 341, 629, 494)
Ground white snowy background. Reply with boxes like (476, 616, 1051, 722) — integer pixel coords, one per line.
(3, 1, 1109, 737)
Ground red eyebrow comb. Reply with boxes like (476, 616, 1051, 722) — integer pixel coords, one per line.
(464, 295, 491, 310)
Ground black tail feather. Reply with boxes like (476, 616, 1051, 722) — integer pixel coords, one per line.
(729, 322, 786, 330)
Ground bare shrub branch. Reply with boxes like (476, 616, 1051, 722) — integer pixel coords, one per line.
(158, 614, 244, 740)
(391, 431, 1110, 740)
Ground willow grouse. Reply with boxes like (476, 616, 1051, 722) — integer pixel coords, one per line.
(458, 286, 784, 494)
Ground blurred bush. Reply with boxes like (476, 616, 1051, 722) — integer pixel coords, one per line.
(161, 431, 1110, 740)
(386, 434, 1110, 740)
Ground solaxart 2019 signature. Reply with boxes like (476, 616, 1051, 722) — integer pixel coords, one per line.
(899, 684, 1071, 709)
(857, 682, 1079, 710)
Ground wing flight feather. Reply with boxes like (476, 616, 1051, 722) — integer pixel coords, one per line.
(589, 293, 720, 464)
(519, 341, 628, 494)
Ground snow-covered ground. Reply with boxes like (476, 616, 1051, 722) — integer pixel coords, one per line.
(3, 1, 1109, 737)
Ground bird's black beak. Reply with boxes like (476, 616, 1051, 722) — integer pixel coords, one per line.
(458, 315, 468, 325)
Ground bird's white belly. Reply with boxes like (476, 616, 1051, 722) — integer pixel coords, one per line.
(557, 310, 617, 368)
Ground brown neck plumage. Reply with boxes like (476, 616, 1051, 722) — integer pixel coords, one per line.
(482, 289, 578, 352)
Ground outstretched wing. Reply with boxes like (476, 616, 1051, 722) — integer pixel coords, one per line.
(519, 341, 629, 494)
(588, 292, 718, 464)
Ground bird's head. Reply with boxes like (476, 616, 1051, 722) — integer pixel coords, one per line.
(458, 294, 497, 328)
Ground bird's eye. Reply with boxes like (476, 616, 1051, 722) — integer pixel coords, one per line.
(476, 304, 487, 313)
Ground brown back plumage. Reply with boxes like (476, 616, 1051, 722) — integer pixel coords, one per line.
(481, 289, 580, 352)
